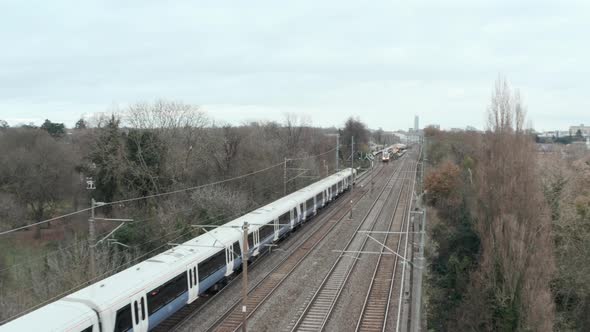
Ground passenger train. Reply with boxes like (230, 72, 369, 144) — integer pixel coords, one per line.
(382, 150, 390, 162)
(1, 168, 357, 332)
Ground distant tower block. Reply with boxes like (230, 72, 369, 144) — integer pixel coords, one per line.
(414, 115, 419, 131)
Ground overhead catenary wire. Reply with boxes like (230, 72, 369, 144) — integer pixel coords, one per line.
(0, 163, 321, 276)
(0, 226, 198, 325)
(0, 164, 324, 323)
(285, 147, 337, 161)
(0, 161, 285, 236)
(0, 145, 342, 324)
(0, 177, 283, 275)
(0, 205, 246, 275)
(0, 145, 339, 237)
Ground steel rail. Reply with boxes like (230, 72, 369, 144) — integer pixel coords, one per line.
(289, 157, 409, 332)
(355, 153, 416, 332)
(203, 164, 393, 332)
(394, 147, 420, 332)
(167, 163, 387, 332)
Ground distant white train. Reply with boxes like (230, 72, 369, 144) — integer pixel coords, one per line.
(382, 150, 390, 162)
(1, 168, 357, 332)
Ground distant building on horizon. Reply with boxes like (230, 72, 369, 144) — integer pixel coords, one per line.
(414, 115, 419, 131)
(569, 124, 590, 137)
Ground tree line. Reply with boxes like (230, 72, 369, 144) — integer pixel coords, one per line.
(0, 101, 375, 322)
(423, 78, 564, 331)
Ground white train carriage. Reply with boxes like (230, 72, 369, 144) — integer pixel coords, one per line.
(0, 301, 100, 332)
(226, 168, 355, 258)
(0, 168, 357, 332)
(62, 231, 239, 332)
(382, 150, 390, 162)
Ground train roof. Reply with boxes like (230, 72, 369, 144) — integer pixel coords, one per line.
(225, 168, 354, 232)
(0, 301, 97, 332)
(65, 238, 207, 311)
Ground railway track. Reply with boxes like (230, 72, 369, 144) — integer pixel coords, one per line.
(355, 154, 417, 332)
(164, 164, 390, 332)
(289, 157, 410, 332)
(202, 164, 395, 332)
(393, 149, 420, 332)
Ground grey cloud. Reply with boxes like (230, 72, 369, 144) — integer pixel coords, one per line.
(0, 0, 589, 130)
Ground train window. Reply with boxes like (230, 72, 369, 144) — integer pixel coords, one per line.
(189, 269, 193, 287)
(80, 326, 93, 332)
(134, 301, 139, 324)
(278, 212, 289, 225)
(331, 185, 337, 194)
(140, 297, 145, 320)
(147, 272, 188, 315)
(198, 250, 225, 282)
(306, 198, 314, 211)
(258, 222, 274, 241)
(294, 207, 299, 217)
(114, 304, 132, 332)
(233, 241, 242, 258)
(193, 267, 197, 285)
(315, 193, 322, 204)
(247, 232, 254, 249)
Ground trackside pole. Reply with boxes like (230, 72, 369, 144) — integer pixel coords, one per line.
(89, 198, 96, 277)
(242, 222, 249, 332)
(283, 158, 287, 196)
(350, 136, 354, 219)
(336, 133, 339, 172)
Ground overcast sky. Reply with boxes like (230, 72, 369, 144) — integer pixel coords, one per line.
(0, 0, 588, 131)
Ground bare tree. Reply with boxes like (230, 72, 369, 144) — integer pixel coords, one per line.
(279, 113, 311, 157)
(341, 117, 370, 157)
(209, 125, 242, 176)
(126, 100, 209, 185)
(0, 193, 26, 230)
(460, 77, 555, 331)
(0, 129, 76, 235)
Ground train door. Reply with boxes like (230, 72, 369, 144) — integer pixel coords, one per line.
(130, 292, 148, 332)
(187, 262, 198, 303)
(225, 244, 234, 276)
(274, 218, 279, 240)
(296, 204, 302, 224)
(302, 201, 307, 220)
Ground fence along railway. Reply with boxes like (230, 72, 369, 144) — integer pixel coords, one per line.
(288, 154, 413, 332)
